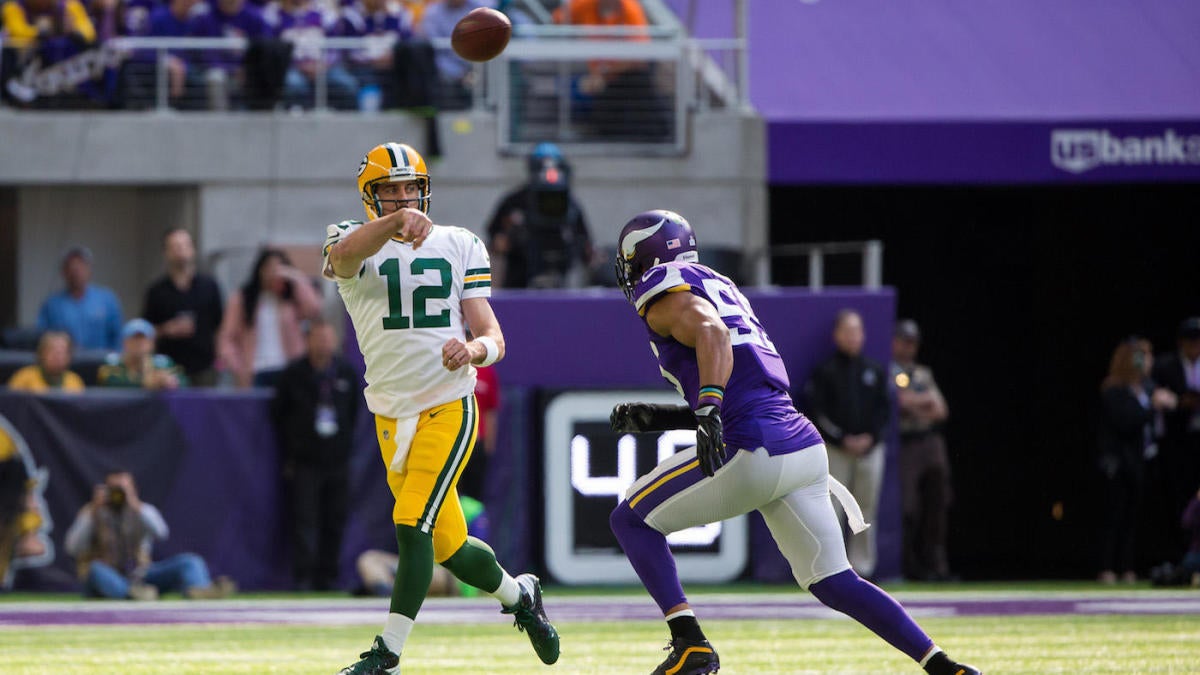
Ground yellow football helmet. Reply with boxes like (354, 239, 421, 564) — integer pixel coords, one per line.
(356, 142, 431, 220)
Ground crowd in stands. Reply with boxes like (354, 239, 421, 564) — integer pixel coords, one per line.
(1, 231, 326, 391)
(0, 0, 458, 109)
(0, 0, 660, 112)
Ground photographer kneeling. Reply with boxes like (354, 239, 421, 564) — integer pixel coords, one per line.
(64, 471, 235, 600)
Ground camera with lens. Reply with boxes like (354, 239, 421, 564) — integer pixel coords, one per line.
(106, 485, 127, 509)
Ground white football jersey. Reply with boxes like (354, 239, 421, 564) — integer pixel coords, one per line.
(323, 221, 492, 418)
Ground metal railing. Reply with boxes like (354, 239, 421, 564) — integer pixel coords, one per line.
(1, 29, 748, 131)
(768, 240, 885, 291)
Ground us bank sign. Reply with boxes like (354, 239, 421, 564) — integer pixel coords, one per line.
(1051, 128, 1200, 174)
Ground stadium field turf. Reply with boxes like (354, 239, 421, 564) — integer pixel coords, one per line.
(3, 587, 1199, 673)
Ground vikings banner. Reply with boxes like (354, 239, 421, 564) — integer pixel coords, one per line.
(1, 42, 124, 106)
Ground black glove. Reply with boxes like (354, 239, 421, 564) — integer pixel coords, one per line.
(693, 405, 725, 477)
(610, 402, 657, 433)
(610, 403, 698, 433)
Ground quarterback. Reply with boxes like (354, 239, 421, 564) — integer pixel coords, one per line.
(324, 142, 559, 674)
(609, 210, 980, 675)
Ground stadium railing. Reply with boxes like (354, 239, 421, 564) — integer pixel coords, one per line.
(767, 240, 885, 291)
(1, 28, 746, 154)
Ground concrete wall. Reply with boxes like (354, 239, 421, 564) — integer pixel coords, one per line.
(0, 109, 765, 325)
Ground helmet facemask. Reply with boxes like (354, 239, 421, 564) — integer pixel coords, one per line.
(363, 174, 431, 220)
(614, 252, 640, 303)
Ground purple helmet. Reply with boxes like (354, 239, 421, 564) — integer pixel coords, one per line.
(615, 209, 699, 302)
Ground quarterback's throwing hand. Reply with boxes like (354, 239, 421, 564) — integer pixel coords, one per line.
(694, 405, 725, 477)
(442, 338, 472, 371)
(610, 402, 655, 433)
(396, 207, 433, 249)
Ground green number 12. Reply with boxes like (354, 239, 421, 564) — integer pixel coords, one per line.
(379, 257, 452, 330)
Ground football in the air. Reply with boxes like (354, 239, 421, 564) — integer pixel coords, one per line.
(451, 7, 512, 62)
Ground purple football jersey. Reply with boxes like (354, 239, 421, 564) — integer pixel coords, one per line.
(264, 5, 332, 63)
(633, 261, 824, 455)
(187, 2, 270, 68)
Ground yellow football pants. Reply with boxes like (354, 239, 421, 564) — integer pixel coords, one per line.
(375, 394, 477, 563)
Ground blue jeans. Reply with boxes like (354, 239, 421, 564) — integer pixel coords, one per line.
(85, 553, 213, 599)
(282, 65, 358, 110)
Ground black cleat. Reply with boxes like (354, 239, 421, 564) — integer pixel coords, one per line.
(925, 651, 982, 675)
(336, 635, 399, 674)
(502, 573, 560, 665)
(651, 637, 719, 675)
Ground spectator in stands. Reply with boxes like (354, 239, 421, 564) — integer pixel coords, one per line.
(890, 319, 954, 582)
(98, 319, 188, 389)
(270, 317, 360, 591)
(186, 0, 270, 109)
(553, 0, 670, 141)
(217, 247, 323, 388)
(333, 0, 413, 109)
(120, 0, 156, 36)
(1, 0, 97, 53)
(1097, 337, 1177, 584)
(141, 228, 224, 386)
(267, 0, 358, 110)
(120, 0, 209, 110)
(1152, 317, 1200, 545)
(804, 309, 891, 579)
(415, 0, 485, 109)
(84, 0, 119, 41)
(64, 470, 235, 600)
(7, 331, 86, 393)
(485, 142, 597, 289)
(36, 246, 123, 352)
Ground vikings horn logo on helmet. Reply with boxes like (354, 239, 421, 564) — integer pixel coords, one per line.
(614, 210, 699, 303)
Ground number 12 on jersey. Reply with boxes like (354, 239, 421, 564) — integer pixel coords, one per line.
(379, 257, 453, 330)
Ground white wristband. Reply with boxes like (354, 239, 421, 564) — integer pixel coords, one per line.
(475, 336, 500, 367)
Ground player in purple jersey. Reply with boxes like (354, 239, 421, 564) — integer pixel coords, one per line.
(609, 210, 981, 675)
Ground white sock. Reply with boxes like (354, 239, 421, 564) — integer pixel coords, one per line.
(665, 608, 696, 621)
(381, 613, 414, 655)
(493, 572, 521, 608)
(919, 646, 943, 667)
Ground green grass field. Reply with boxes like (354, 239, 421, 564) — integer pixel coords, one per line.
(5, 613, 1200, 674)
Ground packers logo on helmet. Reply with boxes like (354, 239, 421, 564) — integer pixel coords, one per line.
(357, 142, 432, 222)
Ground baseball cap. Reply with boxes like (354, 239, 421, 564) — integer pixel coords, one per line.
(122, 318, 156, 340)
(61, 245, 93, 265)
(894, 319, 921, 341)
(1179, 317, 1200, 340)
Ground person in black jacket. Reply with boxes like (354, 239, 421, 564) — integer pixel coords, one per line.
(141, 229, 225, 386)
(1097, 337, 1177, 583)
(1151, 317, 1200, 538)
(804, 309, 891, 578)
(271, 317, 361, 590)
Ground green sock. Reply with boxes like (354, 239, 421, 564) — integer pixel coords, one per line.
(391, 524, 434, 618)
(441, 536, 504, 594)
